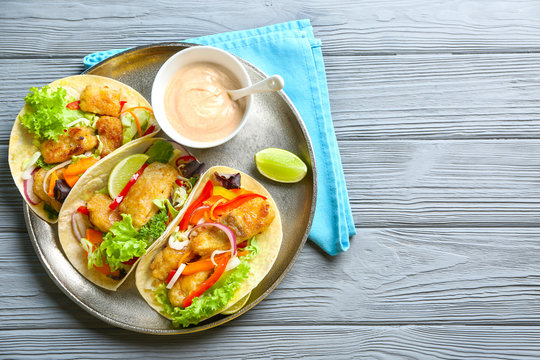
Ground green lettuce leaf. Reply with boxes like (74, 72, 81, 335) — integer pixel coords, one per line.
(154, 239, 258, 328)
(146, 140, 173, 164)
(99, 209, 169, 271)
(100, 214, 148, 271)
(20, 86, 86, 140)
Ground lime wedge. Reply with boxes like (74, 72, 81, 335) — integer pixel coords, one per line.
(221, 291, 251, 315)
(108, 154, 149, 199)
(255, 148, 308, 183)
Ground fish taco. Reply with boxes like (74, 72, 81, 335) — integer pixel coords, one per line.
(136, 166, 282, 327)
(9, 75, 160, 223)
(58, 138, 205, 290)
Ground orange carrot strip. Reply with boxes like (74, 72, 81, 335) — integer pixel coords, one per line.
(64, 173, 79, 187)
(86, 228, 104, 246)
(48, 171, 59, 197)
(177, 250, 193, 269)
(182, 250, 248, 276)
(64, 157, 99, 177)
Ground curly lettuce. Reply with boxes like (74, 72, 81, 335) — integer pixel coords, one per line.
(20, 86, 86, 140)
(96, 209, 169, 271)
(154, 239, 259, 327)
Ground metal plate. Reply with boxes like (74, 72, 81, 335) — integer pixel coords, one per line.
(24, 42, 316, 334)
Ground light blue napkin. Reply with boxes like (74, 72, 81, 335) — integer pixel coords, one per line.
(83, 19, 355, 255)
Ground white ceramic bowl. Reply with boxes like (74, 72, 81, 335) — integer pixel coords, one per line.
(151, 46, 252, 148)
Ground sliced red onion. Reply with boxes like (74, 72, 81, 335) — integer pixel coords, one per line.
(43, 159, 72, 195)
(23, 168, 41, 205)
(189, 223, 237, 256)
(71, 211, 88, 242)
(210, 250, 230, 266)
(225, 255, 241, 272)
(166, 263, 186, 289)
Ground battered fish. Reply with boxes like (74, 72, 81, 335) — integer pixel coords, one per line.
(79, 85, 121, 117)
(168, 270, 212, 307)
(87, 193, 122, 233)
(96, 116, 123, 157)
(32, 168, 61, 211)
(40, 127, 98, 164)
(150, 246, 194, 282)
(189, 197, 275, 257)
(119, 162, 178, 228)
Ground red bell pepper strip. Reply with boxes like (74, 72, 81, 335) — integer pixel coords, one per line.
(143, 124, 156, 136)
(189, 205, 211, 226)
(182, 253, 230, 308)
(175, 179, 184, 187)
(178, 180, 213, 231)
(66, 100, 80, 110)
(212, 193, 267, 217)
(119, 100, 127, 112)
(77, 206, 90, 216)
(109, 163, 148, 210)
(175, 155, 197, 167)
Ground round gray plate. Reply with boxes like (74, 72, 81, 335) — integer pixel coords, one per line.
(24, 42, 316, 334)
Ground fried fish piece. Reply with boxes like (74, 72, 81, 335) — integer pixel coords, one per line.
(119, 162, 178, 228)
(150, 246, 195, 282)
(40, 127, 98, 164)
(189, 226, 230, 257)
(79, 85, 121, 117)
(32, 168, 61, 211)
(96, 116, 123, 157)
(189, 197, 275, 257)
(168, 269, 212, 307)
(87, 193, 122, 233)
(218, 197, 275, 242)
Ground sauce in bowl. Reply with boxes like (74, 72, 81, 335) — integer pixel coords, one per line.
(164, 62, 245, 143)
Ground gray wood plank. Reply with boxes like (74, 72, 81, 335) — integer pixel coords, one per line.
(6, 53, 540, 142)
(4, 0, 540, 55)
(1, 326, 540, 359)
(2, 227, 540, 330)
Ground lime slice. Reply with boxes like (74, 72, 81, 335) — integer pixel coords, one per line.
(255, 148, 308, 183)
(108, 154, 149, 199)
(221, 291, 251, 315)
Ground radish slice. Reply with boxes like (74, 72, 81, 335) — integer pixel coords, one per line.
(43, 159, 72, 195)
(166, 263, 186, 289)
(71, 211, 88, 242)
(23, 168, 41, 205)
(189, 223, 237, 256)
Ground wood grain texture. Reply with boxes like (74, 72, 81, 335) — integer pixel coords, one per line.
(6, 53, 540, 142)
(2, 227, 540, 330)
(4, 0, 540, 55)
(2, 326, 540, 359)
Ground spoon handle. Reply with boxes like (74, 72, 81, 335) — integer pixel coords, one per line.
(228, 75, 284, 101)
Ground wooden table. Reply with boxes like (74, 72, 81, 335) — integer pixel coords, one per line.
(2, 1, 540, 358)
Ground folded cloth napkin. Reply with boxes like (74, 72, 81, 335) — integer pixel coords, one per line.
(83, 19, 355, 255)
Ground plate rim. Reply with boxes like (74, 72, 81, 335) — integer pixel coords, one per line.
(25, 41, 317, 334)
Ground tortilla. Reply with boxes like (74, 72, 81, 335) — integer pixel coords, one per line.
(135, 165, 282, 326)
(9, 74, 159, 223)
(58, 138, 184, 291)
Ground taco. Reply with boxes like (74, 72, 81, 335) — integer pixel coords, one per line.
(58, 138, 205, 290)
(9, 74, 160, 223)
(135, 166, 282, 327)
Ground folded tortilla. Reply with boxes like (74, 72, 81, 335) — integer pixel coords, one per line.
(135, 165, 282, 325)
(58, 138, 182, 291)
(9, 74, 159, 223)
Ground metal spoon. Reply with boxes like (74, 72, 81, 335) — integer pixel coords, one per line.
(227, 75, 284, 101)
